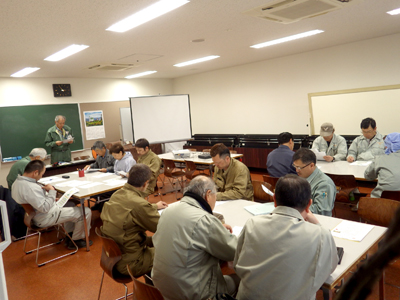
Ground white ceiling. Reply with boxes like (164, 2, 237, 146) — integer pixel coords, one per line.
(1, 0, 399, 79)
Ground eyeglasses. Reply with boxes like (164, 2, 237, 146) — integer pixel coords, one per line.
(292, 162, 311, 170)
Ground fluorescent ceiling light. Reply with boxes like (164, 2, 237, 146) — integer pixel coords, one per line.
(10, 67, 40, 77)
(174, 55, 220, 67)
(44, 44, 89, 61)
(125, 71, 157, 79)
(107, 0, 189, 32)
(387, 8, 400, 15)
(250, 30, 324, 49)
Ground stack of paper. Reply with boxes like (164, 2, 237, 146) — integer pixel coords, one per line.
(331, 220, 374, 242)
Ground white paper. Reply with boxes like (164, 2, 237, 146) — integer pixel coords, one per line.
(244, 203, 275, 216)
(331, 220, 374, 242)
(85, 168, 101, 173)
(39, 176, 66, 185)
(116, 170, 128, 177)
(232, 226, 243, 237)
(56, 187, 79, 208)
(105, 179, 127, 187)
(261, 185, 274, 196)
(79, 182, 104, 189)
(92, 173, 114, 178)
(215, 200, 232, 207)
(62, 138, 74, 144)
(158, 201, 180, 215)
(350, 161, 373, 166)
(55, 180, 92, 187)
(311, 149, 327, 161)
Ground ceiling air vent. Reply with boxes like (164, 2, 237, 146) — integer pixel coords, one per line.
(244, 0, 363, 24)
(87, 63, 137, 71)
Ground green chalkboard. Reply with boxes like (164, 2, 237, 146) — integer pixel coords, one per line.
(0, 104, 83, 160)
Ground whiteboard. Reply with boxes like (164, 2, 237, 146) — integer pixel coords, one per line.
(120, 107, 133, 143)
(309, 84, 400, 136)
(129, 94, 192, 144)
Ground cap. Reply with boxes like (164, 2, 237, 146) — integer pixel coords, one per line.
(320, 123, 334, 137)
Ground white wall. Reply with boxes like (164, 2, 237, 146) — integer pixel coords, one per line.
(0, 77, 173, 187)
(173, 33, 400, 135)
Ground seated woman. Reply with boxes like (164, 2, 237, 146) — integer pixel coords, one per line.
(109, 144, 136, 177)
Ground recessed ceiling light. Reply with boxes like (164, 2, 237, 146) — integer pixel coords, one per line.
(106, 0, 189, 33)
(174, 55, 220, 67)
(125, 71, 157, 79)
(250, 30, 324, 49)
(10, 67, 40, 77)
(387, 8, 400, 15)
(44, 44, 89, 61)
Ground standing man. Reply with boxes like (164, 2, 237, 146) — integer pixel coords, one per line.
(45, 115, 74, 164)
(234, 174, 338, 300)
(7, 148, 47, 190)
(135, 138, 161, 196)
(100, 164, 167, 277)
(347, 117, 385, 162)
(266, 132, 297, 177)
(364, 132, 400, 198)
(152, 176, 239, 300)
(312, 122, 347, 162)
(293, 148, 336, 216)
(12, 160, 92, 249)
(211, 143, 253, 201)
(84, 141, 115, 172)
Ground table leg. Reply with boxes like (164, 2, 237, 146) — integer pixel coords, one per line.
(80, 198, 90, 252)
(379, 271, 385, 300)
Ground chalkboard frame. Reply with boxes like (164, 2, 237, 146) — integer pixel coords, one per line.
(0, 104, 83, 161)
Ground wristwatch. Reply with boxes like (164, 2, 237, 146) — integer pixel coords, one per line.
(332, 157, 335, 162)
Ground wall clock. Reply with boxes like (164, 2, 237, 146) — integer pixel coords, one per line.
(53, 84, 72, 97)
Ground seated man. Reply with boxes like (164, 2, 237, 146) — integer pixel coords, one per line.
(347, 117, 385, 162)
(7, 148, 47, 190)
(109, 143, 136, 176)
(135, 138, 161, 196)
(152, 176, 239, 300)
(293, 148, 336, 216)
(364, 132, 400, 198)
(234, 174, 338, 300)
(84, 141, 115, 172)
(100, 164, 167, 276)
(266, 132, 297, 177)
(12, 160, 92, 249)
(211, 143, 254, 201)
(312, 122, 347, 162)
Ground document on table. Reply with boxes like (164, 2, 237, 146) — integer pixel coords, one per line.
(79, 182, 104, 189)
(331, 220, 374, 242)
(158, 201, 179, 215)
(92, 173, 114, 178)
(244, 202, 275, 216)
(38, 176, 67, 185)
(56, 187, 79, 207)
(311, 149, 326, 160)
(55, 180, 93, 187)
(215, 200, 232, 207)
(104, 178, 127, 186)
(350, 161, 373, 166)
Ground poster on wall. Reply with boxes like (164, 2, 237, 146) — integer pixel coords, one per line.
(84, 110, 105, 140)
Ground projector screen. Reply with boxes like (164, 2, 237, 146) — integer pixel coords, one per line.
(129, 94, 192, 144)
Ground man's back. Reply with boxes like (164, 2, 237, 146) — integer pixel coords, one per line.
(267, 145, 296, 177)
(7, 156, 31, 190)
(234, 206, 337, 300)
(152, 196, 237, 300)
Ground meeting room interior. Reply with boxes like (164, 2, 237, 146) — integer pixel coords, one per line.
(1, 0, 400, 299)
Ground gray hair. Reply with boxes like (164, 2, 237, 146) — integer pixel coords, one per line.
(185, 176, 217, 199)
(92, 141, 106, 150)
(29, 148, 47, 159)
(55, 115, 66, 122)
